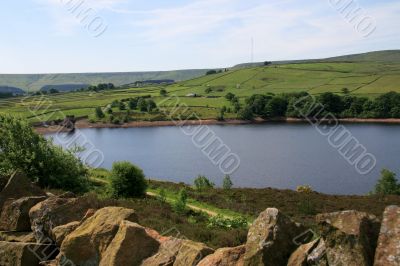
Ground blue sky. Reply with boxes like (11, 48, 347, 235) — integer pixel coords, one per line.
(0, 0, 399, 73)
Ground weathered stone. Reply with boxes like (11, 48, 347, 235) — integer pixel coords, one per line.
(0, 172, 46, 211)
(0, 241, 57, 266)
(243, 208, 306, 266)
(51, 221, 80, 247)
(197, 245, 245, 266)
(141, 237, 184, 266)
(59, 207, 138, 265)
(0, 196, 47, 231)
(287, 239, 320, 266)
(316, 210, 380, 266)
(0, 231, 36, 243)
(99, 221, 160, 266)
(374, 205, 400, 266)
(307, 238, 328, 266)
(173, 240, 214, 266)
(29, 193, 99, 243)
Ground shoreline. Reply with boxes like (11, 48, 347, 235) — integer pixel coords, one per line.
(34, 117, 400, 134)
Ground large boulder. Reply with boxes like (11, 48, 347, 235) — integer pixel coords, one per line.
(59, 207, 138, 265)
(51, 221, 80, 247)
(141, 237, 184, 266)
(316, 210, 380, 266)
(173, 240, 214, 266)
(0, 241, 57, 266)
(197, 245, 245, 266)
(99, 221, 160, 266)
(307, 238, 328, 265)
(287, 239, 320, 266)
(0, 172, 46, 211)
(243, 208, 306, 266)
(0, 196, 47, 231)
(374, 205, 400, 266)
(0, 231, 36, 243)
(29, 193, 99, 243)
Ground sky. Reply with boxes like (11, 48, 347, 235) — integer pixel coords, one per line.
(0, 0, 399, 74)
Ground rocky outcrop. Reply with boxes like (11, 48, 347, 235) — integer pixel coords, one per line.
(374, 205, 400, 266)
(59, 207, 139, 265)
(316, 210, 381, 266)
(197, 245, 245, 266)
(99, 221, 160, 266)
(0, 231, 36, 243)
(141, 237, 184, 266)
(29, 193, 99, 243)
(0, 241, 57, 266)
(51, 221, 80, 247)
(173, 240, 214, 266)
(0, 172, 46, 211)
(0, 196, 47, 231)
(243, 208, 306, 266)
(287, 239, 320, 266)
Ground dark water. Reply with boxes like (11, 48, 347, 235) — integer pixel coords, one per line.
(48, 123, 400, 195)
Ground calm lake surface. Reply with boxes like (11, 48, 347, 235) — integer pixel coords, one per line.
(49, 123, 400, 195)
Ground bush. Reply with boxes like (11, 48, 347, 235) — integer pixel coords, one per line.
(296, 185, 313, 194)
(95, 107, 105, 118)
(208, 215, 248, 229)
(0, 115, 88, 193)
(223, 175, 233, 190)
(373, 169, 400, 195)
(173, 188, 188, 214)
(194, 175, 215, 190)
(110, 161, 147, 198)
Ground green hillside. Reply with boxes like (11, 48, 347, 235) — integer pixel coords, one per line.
(1, 50, 400, 123)
(0, 69, 212, 92)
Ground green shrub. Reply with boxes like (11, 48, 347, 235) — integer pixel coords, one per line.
(110, 161, 147, 198)
(95, 107, 105, 118)
(173, 188, 188, 214)
(208, 215, 248, 229)
(223, 175, 233, 190)
(194, 175, 215, 191)
(0, 115, 88, 193)
(373, 169, 400, 195)
(159, 188, 167, 203)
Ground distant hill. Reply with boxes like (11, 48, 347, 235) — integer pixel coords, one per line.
(0, 86, 25, 95)
(41, 84, 90, 92)
(0, 69, 211, 92)
(233, 50, 400, 69)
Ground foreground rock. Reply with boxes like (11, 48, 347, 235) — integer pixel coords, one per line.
(0, 241, 57, 266)
(51, 221, 80, 247)
(0, 231, 36, 243)
(0, 172, 46, 211)
(198, 245, 245, 266)
(243, 208, 306, 266)
(29, 193, 98, 243)
(99, 221, 160, 266)
(59, 207, 139, 265)
(141, 237, 184, 266)
(173, 240, 214, 266)
(0, 196, 47, 231)
(316, 210, 380, 266)
(374, 205, 400, 266)
(287, 239, 320, 266)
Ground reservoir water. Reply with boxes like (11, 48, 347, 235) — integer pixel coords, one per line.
(49, 123, 400, 195)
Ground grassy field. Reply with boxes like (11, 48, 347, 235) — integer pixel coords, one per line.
(1, 60, 400, 123)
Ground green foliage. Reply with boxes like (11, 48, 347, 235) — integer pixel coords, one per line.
(0, 115, 88, 192)
(110, 161, 147, 198)
(159, 188, 167, 203)
(238, 106, 254, 120)
(95, 107, 105, 119)
(206, 70, 218, 75)
(373, 169, 400, 195)
(119, 101, 126, 110)
(194, 175, 215, 191)
(207, 215, 248, 229)
(160, 89, 167, 96)
(173, 188, 188, 214)
(225, 93, 236, 101)
(298, 198, 317, 215)
(223, 175, 233, 190)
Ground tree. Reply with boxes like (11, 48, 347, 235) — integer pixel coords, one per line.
(264, 61, 272, 66)
(194, 175, 215, 190)
(341, 88, 350, 94)
(49, 88, 59, 94)
(264, 96, 288, 118)
(146, 99, 157, 112)
(160, 89, 167, 97)
(225, 93, 236, 101)
(238, 106, 254, 120)
(223, 175, 233, 190)
(110, 161, 147, 198)
(173, 188, 188, 214)
(138, 98, 147, 112)
(206, 70, 217, 75)
(129, 98, 138, 110)
(119, 101, 126, 111)
(0, 115, 88, 192)
(205, 87, 212, 94)
(373, 169, 400, 195)
(95, 107, 105, 119)
(318, 92, 344, 116)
